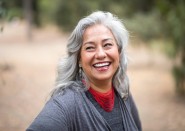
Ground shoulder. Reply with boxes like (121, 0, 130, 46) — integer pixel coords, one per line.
(52, 85, 85, 108)
(27, 86, 86, 131)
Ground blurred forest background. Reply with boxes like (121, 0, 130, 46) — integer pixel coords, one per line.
(0, 0, 185, 131)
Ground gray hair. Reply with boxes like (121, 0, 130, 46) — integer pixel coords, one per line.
(52, 11, 129, 99)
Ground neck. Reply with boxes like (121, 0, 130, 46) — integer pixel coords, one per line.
(88, 86, 115, 112)
(89, 81, 112, 93)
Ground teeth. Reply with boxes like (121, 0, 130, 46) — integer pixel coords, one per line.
(94, 62, 109, 67)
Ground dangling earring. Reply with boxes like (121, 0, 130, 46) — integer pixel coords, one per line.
(79, 64, 87, 86)
(79, 64, 82, 79)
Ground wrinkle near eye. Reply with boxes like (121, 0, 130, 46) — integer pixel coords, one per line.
(86, 46, 95, 51)
(104, 43, 113, 46)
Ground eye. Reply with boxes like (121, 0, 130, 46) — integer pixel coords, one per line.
(104, 43, 113, 48)
(85, 46, 95, 51)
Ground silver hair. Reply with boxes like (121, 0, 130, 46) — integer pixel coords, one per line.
(52, 11, 129, 99)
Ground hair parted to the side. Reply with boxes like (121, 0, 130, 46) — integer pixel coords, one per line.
(52, 11, 129, 99)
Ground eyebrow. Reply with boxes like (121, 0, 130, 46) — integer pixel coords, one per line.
(103, 38, 114, 42)
(83, 38, 114, 46)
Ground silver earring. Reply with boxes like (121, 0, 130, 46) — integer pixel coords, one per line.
(79, 64, 82, 79)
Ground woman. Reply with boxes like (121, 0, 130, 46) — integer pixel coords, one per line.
(27, 11, 142, 131)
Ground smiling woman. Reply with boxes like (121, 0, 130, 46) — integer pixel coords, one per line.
(27, 11, 142, 131)
(80, 24, 120, 93)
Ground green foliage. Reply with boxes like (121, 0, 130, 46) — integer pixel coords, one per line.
(2, 0, 185, 95)
(37, 0, 57, 25)
(167, 2, 185, 54)
(6, 8, 22, 20)
(156, 0, 185, 54)
(46, 0, 161, 33)
(49, 0, 120, 31)
(173, 66, 185, 95)
(0, 0, 6, 32)
(2, 0, 40, 26)
(0, 0, 6, 19)
(2, 0, 23, 20)
(163, 41, 177, 58)
(123, 0, 155, 16)
(125, 11, 162, 40)
(156, 0, 185, 95)
(50, 0, 92, 31)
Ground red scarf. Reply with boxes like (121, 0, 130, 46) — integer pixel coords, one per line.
(88, 87, 115, 112)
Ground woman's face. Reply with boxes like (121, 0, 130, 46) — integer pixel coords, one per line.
(80, 24, 120, 88)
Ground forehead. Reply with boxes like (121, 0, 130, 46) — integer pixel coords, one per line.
(82, 24, 115, 42)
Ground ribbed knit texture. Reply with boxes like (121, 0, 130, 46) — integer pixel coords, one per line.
(88, 87, 115, 112)
(86, 89, 124, 131)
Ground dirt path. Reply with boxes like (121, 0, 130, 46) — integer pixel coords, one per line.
(0, 23, 185, 131)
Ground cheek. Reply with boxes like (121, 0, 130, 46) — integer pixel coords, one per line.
(80, 53, 93, 66)
(111, 50, 120, 66)
(80, 50, 87, 63)
(110, 48, 120, 59)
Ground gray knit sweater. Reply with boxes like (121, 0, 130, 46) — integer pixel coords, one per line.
(27, 85, 142, 131)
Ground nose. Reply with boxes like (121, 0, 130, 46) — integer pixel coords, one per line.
(95, 47, 106, 59)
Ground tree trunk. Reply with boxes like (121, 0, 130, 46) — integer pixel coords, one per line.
(174, 48, 185, 95)
(23, 0, 33, 41)
(181, 47, 185, 94)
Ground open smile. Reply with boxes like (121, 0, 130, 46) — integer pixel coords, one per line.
(93, 62, 111, 67)
(93, 62, 111, 71)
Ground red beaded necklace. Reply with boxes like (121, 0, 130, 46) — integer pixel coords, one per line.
(88, 87, 115, 112)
